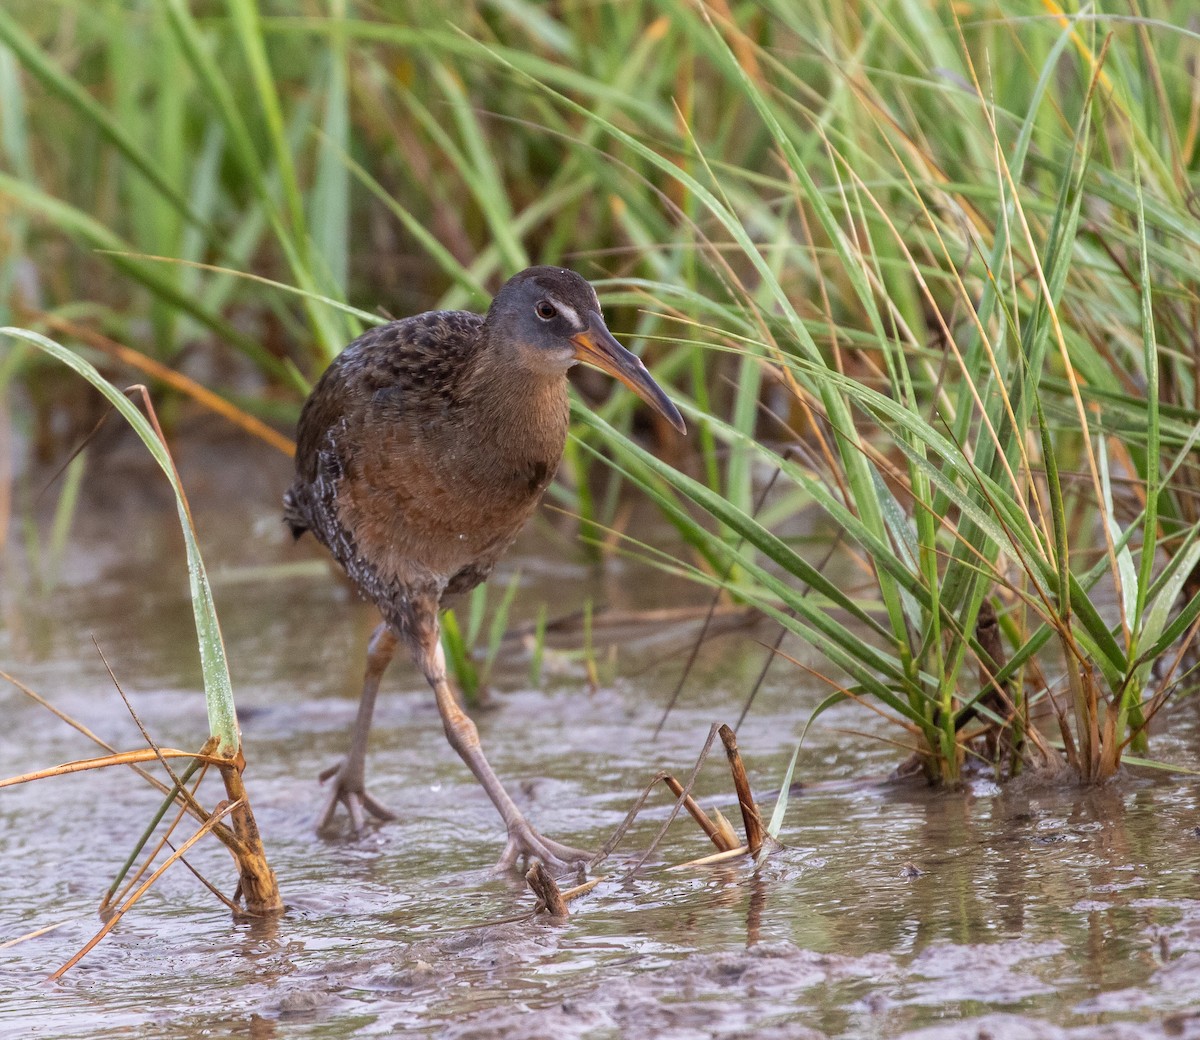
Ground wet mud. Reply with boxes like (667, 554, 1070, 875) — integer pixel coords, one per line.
(3, 426, 1200, 1038)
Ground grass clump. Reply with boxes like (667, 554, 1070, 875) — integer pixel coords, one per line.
(1, 326, 283, 970)
(570, 3, 1200, 784)
(2, 1, 1198, 793)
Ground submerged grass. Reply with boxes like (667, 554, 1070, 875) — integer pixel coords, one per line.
(3, 1, 1199, 801)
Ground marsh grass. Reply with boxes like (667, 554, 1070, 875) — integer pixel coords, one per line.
(3, 2, 1199, 792)
(1, 327, 281, 943)
(441, 570, 523, 706)
(555, 4, 1200, 784)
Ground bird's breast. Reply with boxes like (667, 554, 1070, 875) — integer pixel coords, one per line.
(335, 430, 563, 595)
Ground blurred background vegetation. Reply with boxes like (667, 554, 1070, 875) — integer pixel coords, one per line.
(3, 0, 1199, 786)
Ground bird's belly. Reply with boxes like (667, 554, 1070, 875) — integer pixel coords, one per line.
(340, 467, 542, 597)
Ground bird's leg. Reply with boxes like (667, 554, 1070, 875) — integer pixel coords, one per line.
(317, 621, 400, 834)
(421, 634, 592, 872)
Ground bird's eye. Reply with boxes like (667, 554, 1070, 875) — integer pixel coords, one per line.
(535, 300, 557, 321)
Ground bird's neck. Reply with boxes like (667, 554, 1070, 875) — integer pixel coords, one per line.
(458, 350, 571, 478)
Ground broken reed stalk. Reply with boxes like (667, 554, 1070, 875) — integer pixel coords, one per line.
(559, 877, 603, 902)
(594, 722, 773, 873)
(522, 722, 774, 917)
(525, 862, 570, 917)
(667, 845, 751, 870)
(718, 724, 764, 856)
(218, 754, 281, 913)
(662, 773, 738, 852)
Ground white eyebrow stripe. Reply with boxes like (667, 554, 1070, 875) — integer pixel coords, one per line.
(550, 297, 582, 329)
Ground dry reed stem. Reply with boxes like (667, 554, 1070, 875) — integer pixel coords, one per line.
(718, 724, 764, 855)
(595, 721, 780, 878)
(32, 311, 295, 456)
(0, 668, 167, 792)
(0, 748, 227, 787)
(526, 862, 569, 918)
(666, 845, 751, 870)
(559, 877, 603, 903)
(0, 920, 73, 949)
(662, 773, 738, 852)
(218, 759, 283, 915)
(521, 720, 775, 918)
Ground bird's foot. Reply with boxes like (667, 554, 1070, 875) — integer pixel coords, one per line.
(495, 819, 593, 874)
(316, 759, 398, 835)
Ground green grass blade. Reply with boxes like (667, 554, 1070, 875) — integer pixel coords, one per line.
(2, 327, 238, 756)
(0, 6, 208, 232)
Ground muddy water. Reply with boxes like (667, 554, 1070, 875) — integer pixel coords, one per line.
(3, 427, 1200, 1039)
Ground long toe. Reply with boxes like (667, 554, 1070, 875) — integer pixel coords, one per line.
(495, 822, 593, 874)
(540, 835, 594, 865)
(316, 760, 398, 835)
(358, 790, 399, 823)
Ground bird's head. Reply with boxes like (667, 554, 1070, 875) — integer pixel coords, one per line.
(487, 266, 685, 434)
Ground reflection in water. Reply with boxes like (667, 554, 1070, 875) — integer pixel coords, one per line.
(3, 441, 1200, 1039)
(745, 871, 768, 948)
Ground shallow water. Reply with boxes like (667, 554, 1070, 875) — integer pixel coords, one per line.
(3, 427, 1200, 1039)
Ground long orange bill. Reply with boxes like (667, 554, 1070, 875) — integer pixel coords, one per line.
(572, 312, 686, 434)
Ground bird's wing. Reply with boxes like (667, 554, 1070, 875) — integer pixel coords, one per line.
(284, 311, 485, 587)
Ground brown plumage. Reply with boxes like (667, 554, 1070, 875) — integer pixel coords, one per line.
(285, 267, 684, 869)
